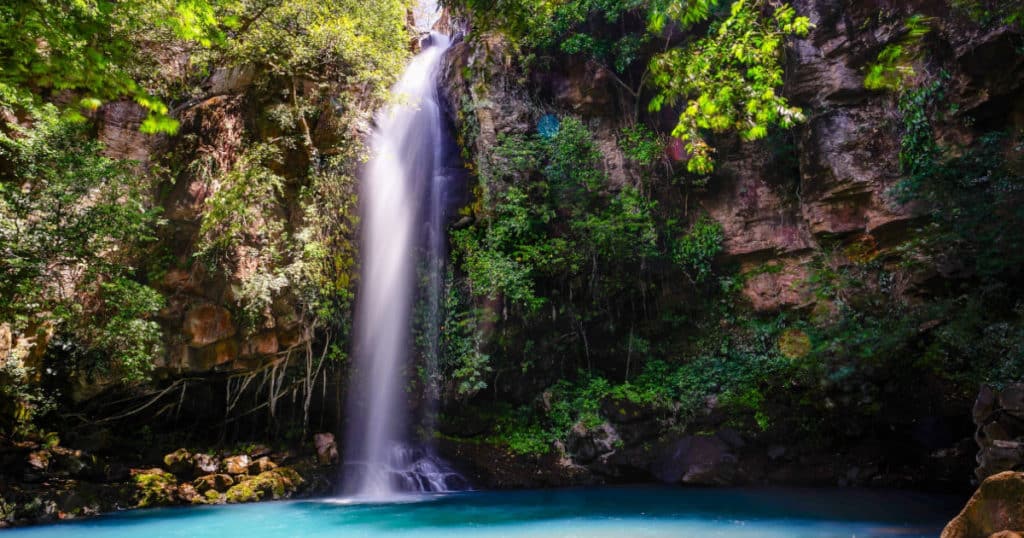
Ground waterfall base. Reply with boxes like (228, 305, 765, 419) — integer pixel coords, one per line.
(341, 443, 469, 501)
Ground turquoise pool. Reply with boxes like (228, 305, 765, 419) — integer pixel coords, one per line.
(4, 486, 961, 537)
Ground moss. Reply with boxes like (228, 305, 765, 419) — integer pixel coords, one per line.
(224, 467, 304, 504)
(132, 469, 178, 508)
(202, 489, 224, 504)
(224, 482, 261, 504)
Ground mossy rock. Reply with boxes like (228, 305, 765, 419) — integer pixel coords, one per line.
(131, 468, 178, 508)
(202, 489, 224, 504)
(224, 482, 261, 503)
(192, 473, 234, 493)
(224, 467, 304, 504)
(163, 449, 194, 476)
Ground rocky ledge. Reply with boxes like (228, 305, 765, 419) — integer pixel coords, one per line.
(0, 433, 341, 528)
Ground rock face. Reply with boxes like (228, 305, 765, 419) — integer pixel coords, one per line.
(314, 433, 339, 466)
(651, 434, 739, 486)
(184, 304, 236, 348)
(974, 385, 1024, 480)
(943, 471, 1024, 538)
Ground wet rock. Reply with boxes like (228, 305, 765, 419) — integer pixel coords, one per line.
(566, 422, 620, 464)
(131, 468, 178, 508)
(193, 473, 235, 493)
(943, 471, 1024, 538)
(163, 448, 194, 476)
(225, 468, 304, 504)
(251, 457, 277, 474)
(651, 434, 738, 486)
(27, 450, 49, 471)
(176, 482, 202, 504)
(222, 455, 251, 475)
(314, 433, 339, 466)
(193, 453, 220, 475)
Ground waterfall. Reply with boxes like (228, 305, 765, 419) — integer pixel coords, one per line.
(342, 27, 465, 500)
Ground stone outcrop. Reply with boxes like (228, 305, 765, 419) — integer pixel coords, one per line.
(974, 384, 1024, 481)
(943, 471, 1024, 538)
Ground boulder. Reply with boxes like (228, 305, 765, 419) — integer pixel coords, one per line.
(225, 468, 304, 504)
(651, 434, 738, 486)
(942, 471, 1024, 538)
(131, 468, 178, 508)
(566, 422, 620, 464)
(193, 453, 219, 475)
(163, 449, 194, 476)
(314, 433, 339, 466)
(176, 482, 202, 504)
(193, 473, 234, 493)
(222, 455, 251, 475)
(251, 457, 277, 474)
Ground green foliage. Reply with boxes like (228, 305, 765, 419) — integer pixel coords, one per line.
(648, 0, 733, 31)
(672, 216, 724, 283)
(0, 102, 163, 382)
(91, 279, 165, 381)
(455, 0, 810, 174)
(452, 118, 694, 319)
(198, 144, 285, 265)
(0, 0, 230, 133)
(649, 0, 811, 173)
(218, 0, 411, 96)
(949, 0, 1024, 28)
(440, 271, 492, 399)
(863, 15, 931, 91)
(452, 0, 648, 72)
(618, 124, 664, 168)
(894, 76, 1024, 280)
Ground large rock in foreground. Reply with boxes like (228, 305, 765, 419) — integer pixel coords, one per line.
(943, 471, 1024, 538)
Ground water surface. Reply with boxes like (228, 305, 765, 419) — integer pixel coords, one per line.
(6, 486, 961, 537)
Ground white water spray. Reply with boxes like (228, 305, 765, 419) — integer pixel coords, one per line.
(342, 28, 463, 500)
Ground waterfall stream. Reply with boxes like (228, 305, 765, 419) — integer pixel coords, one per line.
(342, 26, 465, 500)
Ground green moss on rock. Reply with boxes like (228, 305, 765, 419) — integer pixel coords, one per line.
(224, 467, 304, 504)
(131, 468, 178, 508)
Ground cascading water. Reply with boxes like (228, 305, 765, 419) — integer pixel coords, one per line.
(342, 20, 465, 500)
